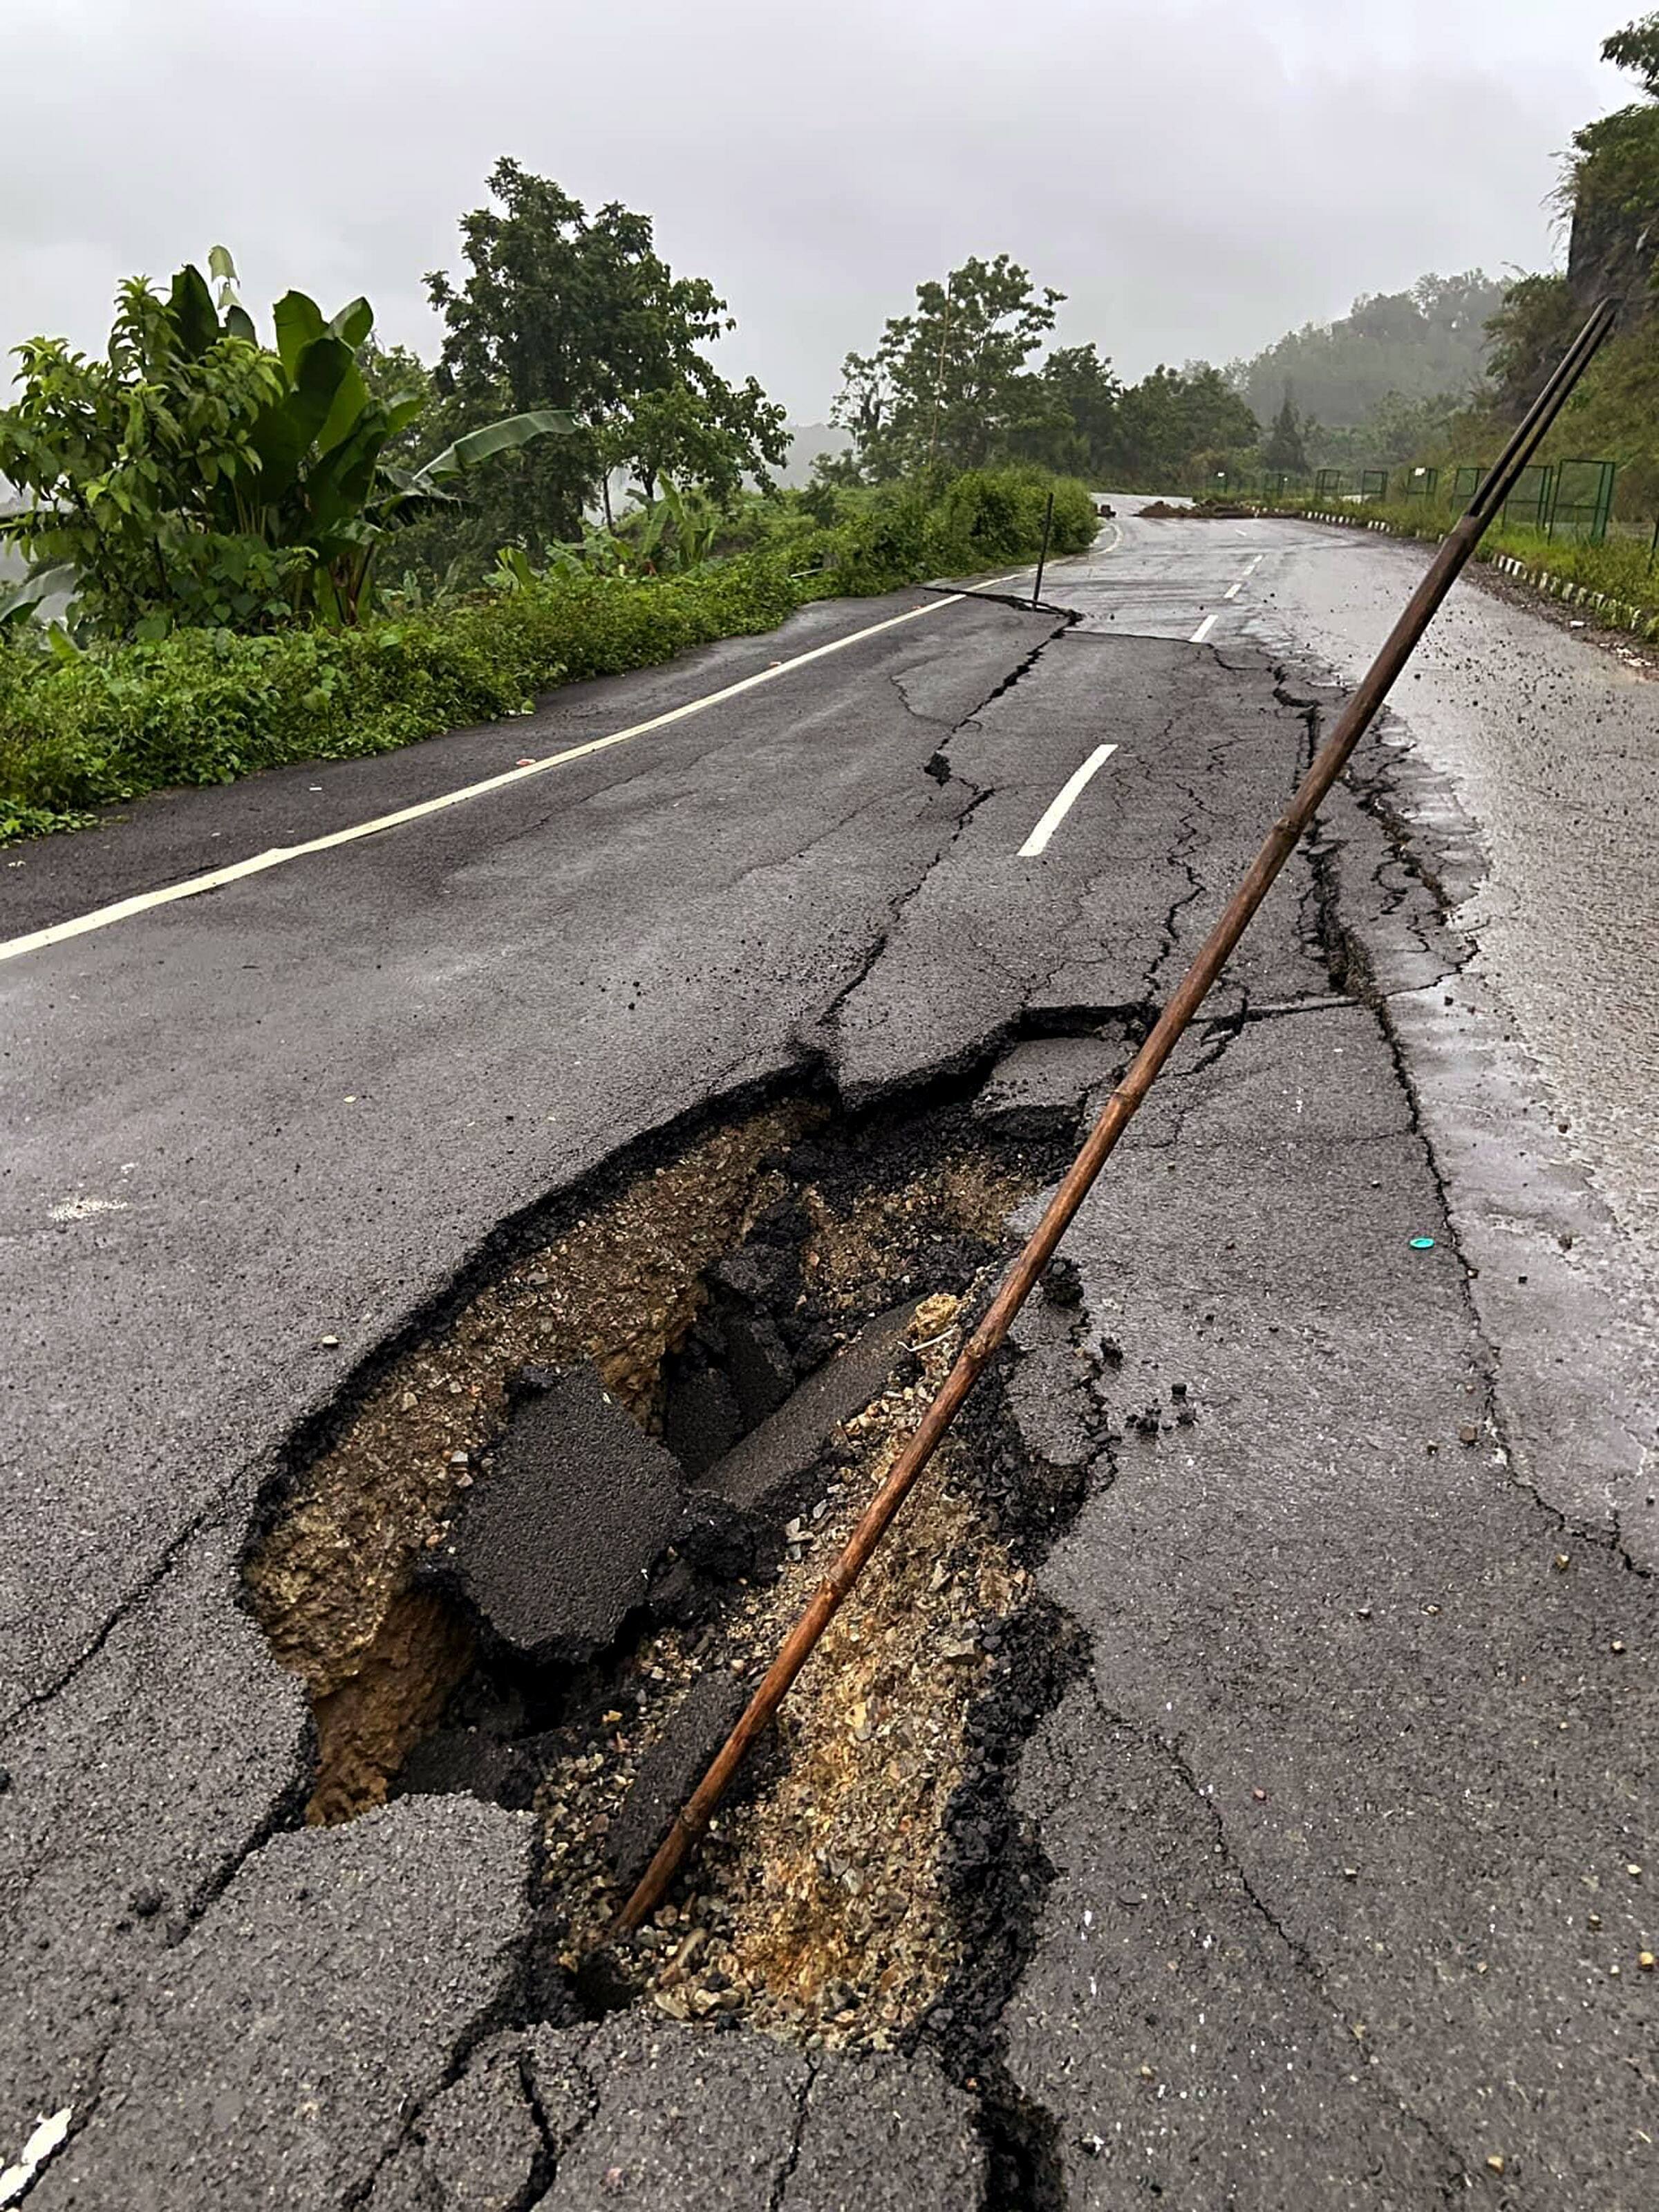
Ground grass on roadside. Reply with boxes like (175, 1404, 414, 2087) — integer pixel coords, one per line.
(0, 467, 1096, 845)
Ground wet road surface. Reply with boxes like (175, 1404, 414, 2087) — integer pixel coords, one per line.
(2, 505, 1656, 2206)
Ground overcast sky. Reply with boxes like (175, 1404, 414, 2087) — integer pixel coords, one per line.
(1, 0, 1633, 418)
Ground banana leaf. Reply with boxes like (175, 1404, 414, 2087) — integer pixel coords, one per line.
(272, 290, 328, 378)
(409, 409, 576, 489)
(0, 561, 77, 626)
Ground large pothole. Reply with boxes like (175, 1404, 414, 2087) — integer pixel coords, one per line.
(244, 1071, 1112, 2060)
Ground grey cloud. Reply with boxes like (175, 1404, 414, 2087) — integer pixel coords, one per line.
(0, 0, 1631, 416)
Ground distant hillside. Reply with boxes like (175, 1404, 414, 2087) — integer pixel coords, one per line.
(1228, 272, 1507, 429)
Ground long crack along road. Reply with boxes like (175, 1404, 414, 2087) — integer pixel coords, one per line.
(2, 497, 1656, 2209)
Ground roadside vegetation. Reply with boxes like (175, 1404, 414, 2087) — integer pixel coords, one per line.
(0, 465, 1093, 843)
(0, 167, 1097, 844)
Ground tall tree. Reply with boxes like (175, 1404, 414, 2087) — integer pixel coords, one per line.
(1483, 274, 1581, 415)
(1262, 384, 1309, 473)
(426, 160, 787, 545)
(1014, 344, 1123, 475)
(1107, 364, 1257, 482)
(832, 254, 1063, 478)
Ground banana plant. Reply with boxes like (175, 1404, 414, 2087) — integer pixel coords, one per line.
(655, 478, 722, 570)
(209, 261, 575, 622)
(0, 249, 576, 635)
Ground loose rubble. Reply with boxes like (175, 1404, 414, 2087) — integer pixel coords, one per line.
(246, 1085, 1087, 2061)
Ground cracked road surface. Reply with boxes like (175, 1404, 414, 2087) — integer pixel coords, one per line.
(3, 501, 1656, 2206)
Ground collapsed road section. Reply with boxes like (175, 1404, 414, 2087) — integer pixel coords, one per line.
(244, 1079, 1100, 2103)
(8, 541, 1658, 2208)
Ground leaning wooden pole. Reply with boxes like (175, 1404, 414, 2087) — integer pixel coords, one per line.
(613, 297, 1620, 1938)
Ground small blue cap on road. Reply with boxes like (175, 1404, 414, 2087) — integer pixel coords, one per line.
(1409, 1235, 1437, 1250)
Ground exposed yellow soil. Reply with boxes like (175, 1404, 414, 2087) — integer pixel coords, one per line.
(245, 1103, 816, 1820)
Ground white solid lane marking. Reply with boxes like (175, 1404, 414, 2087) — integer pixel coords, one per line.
(1, 583, 1031, 968)
(1190, 612, 1218, 644)
(1018, 744, 1118, 857)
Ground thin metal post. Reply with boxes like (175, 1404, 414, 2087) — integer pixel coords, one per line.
(1031, 490, 1056, 610)
(612, 295, 1619, 1942)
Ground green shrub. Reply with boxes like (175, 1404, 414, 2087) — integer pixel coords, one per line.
(1, 465, 1093, 843)
(0, 552, 798, 840)
(930, 467, 1096, 565)
(745, 465, 1096, 598)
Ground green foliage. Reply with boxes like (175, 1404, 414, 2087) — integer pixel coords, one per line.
(0, 250, 572, 638)
(1304, 386, 1472, 472)
(830, 256, 1259, 491)
(1483, 274, 1581, 416)
(1602, 11, 1659, 94)
(358, 339, 435, 461)
(1467, 17, 1659, 507)
(0, 553, 798, 842)
(0, 465, 1092, 842)
(751, 467, 1094, 597)
(832, 256, 1064, 478)
(931, 468, 1095, 565)
(1016, 345, 1124, 476)
(425, 160, 788, 552)
(1107, 365, 1259, 486)
(1228, 273, 1506, 429)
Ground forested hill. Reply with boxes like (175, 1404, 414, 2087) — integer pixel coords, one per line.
(1228, 272, 1507, 428)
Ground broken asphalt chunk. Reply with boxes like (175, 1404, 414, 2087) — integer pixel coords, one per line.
(606, 1668, 749, 1893)
(449, 1366, 684, 1660)
(697, 1302, 921, 1525)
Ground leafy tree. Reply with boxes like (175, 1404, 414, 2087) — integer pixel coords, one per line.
(1602, 11, 1659, 92)
(425, 160, 787, 547)
(597, 375, 788, 511)
(832, 255, 1063, 477)
(1262, 385, 1309, 473)
(359, 337, 435, 462)
(0, 252, 566, 636)
(1483, 273, 1582, 415)
(1107, 364, 1257, 484)
(1011, 344, 1123, 475)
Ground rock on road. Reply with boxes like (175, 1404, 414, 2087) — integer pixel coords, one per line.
(1, 498, 1655, 2207)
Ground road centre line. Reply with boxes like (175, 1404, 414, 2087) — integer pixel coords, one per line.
(1190, 612, 1219, 644)
(0, 577, 1028, 968)
(1224, 551, 1266, 602)
(1018, 744, 1118, 857)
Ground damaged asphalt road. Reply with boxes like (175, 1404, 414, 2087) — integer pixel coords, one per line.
(3, 518, 1656, 2206)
